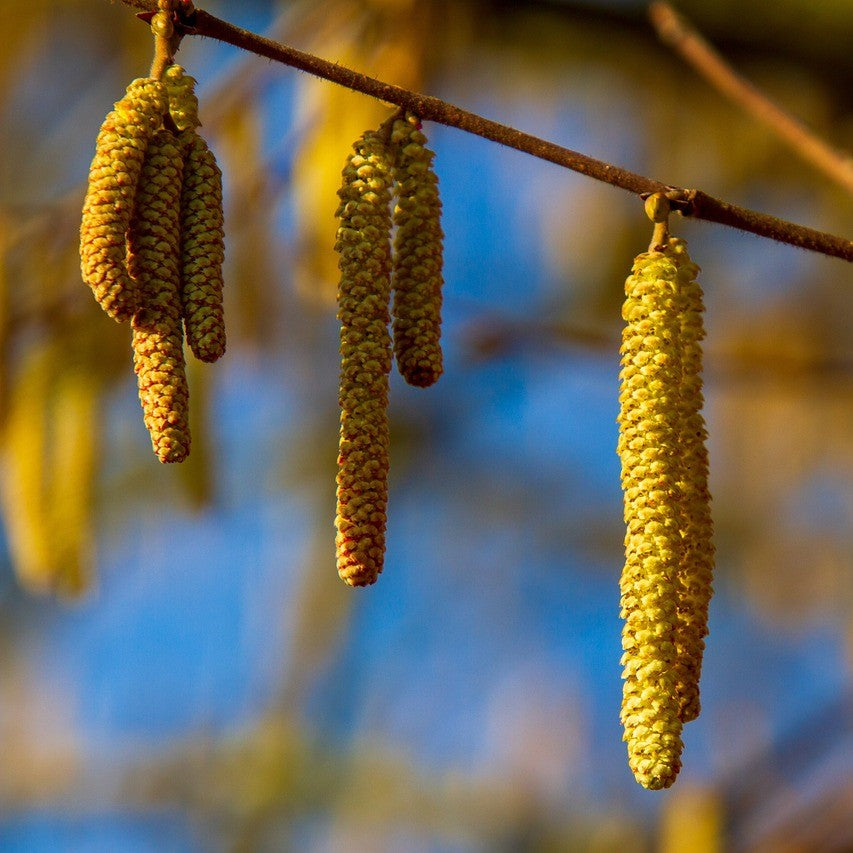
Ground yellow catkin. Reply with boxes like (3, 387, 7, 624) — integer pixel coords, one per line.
(80, 78, 166, 322)
(164, 64, 200, 132)
(178, 130, 226, 363)
(334, 129, 394, 586)
(128, 129, 191, 463)
(668, 237, 715, 724)
(617, 249, 688, 790)
(390, 112, 444, 387)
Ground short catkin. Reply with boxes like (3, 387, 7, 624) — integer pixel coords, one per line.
(334, 129, 394, 586)
(128, 129, 191, 463)
(80, 78, 167, 321)
(179, 131, 226, 363)
(668, 237, 714, 724)
(164, 64, 200, 131)
(617, 247, 689, 790)
(389, 113, 444, 387)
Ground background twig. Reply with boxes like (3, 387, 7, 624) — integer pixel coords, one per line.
(649, 1, 853, 194)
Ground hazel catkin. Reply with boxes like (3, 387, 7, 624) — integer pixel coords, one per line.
(334, 129, 394, 587)
(668, 237, 714, 724)
(164, 64, 201, 132)
(80, 78, 167, 322)
(178, 130, 226, 363)
(390, 112, 444, 387)
(128, 129, 191, 463)
(617, 248, 688, 790)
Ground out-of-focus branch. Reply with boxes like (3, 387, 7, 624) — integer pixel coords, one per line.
(116, 0, 853, 261)
(649, 2, 853, 194)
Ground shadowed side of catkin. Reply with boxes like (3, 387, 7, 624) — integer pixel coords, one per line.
(668, 237, 715, 724)
(335, 130, 394, 586)
(128, 130, 191, 463)
(617, 249, 688, 790)
(80, 78, 166, 322)
(179, 131, 226, 363)
(390, 112, 444, 387)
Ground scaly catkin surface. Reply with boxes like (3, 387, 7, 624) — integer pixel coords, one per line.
(335, 130, 394, 587)
(179, 131, 226, 363)
(128, 130, 191, 463)
(668, 237, 714, 724)
(164, 64, 201, 132)
(617, 249, 688, 790)
(390, 113, 444, 387)
(80, 78, 166, 322)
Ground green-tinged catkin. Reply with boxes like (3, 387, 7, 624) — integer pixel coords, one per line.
(668, 237, 714, 724)
(80, 78, 167, 322)
(163, 64, 201, 131)
(617, 249, 688, 790)
(128, 129, 191, 463)
(335, 129, 394, 586)
(178, 130, 226, 362)
(389, 113, 444, 387)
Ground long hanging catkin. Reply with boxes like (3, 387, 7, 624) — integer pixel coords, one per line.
(128, 129, 191, 463)
(668, 237, 714, 724)
(390, 112, 444, 387)
(617, 246, 689, 790)
(80, 78, 167, 321)
(334, 129, 395, 586)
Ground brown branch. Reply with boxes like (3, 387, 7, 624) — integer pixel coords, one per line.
(649, 2, 853, 194)
(118, 0, 853, 262)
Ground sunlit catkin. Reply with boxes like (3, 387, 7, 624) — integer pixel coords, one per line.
(617, 248, 687, 790)
(390, 112, 444, 387)
(128, 129, 191, 463)
(668, 237, 714, 724)
(179, 131, 226, 363)
(335, 129, 394, 586)
(80, 77, 166, 321)
(164, 64, 200, 131)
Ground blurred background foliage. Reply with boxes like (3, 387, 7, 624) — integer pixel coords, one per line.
(0, 0, 851, 850)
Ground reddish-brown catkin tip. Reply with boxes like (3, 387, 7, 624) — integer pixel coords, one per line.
(335, 130, 394, 586)
(128, 130, 191, 463)
(80, 78, 166, 322)
(617, 249, 688, 790)
(390, 113, 444, 387)
(179, 131, 226, 363)
(668, 237, 715, 724)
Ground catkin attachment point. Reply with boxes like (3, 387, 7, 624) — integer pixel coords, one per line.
(645, 192, 671, 251)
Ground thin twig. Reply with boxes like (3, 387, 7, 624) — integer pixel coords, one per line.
(118, 0, 853, 262)
(649, 2, 853, 194)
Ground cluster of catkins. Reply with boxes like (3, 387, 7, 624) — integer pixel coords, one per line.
(80, 64, 224, 463)
(616, 210, 714, 790)
(334, 112, 444, 587)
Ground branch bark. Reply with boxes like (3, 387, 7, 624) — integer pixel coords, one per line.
(120, 0, 853, 262)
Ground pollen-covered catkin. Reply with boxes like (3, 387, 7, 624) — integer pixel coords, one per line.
(335, 130, 394, 586)
(164, 65, 201, 132)
(80, 78, 166, 322)
(668, 237, 714, 724)
(390, 113, 444, 387)
(128, 129, 191, 463)
(617, 249, 688, 790)
(178, 131, 226, 363)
